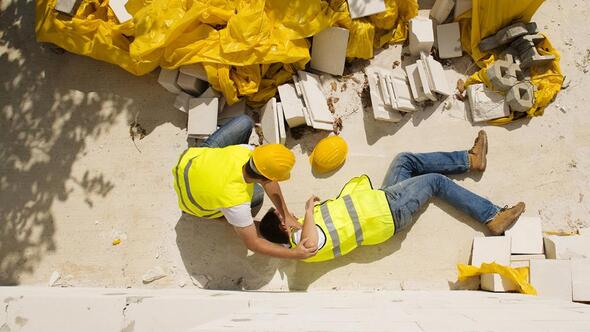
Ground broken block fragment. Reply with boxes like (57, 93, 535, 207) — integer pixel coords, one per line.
(505, 216, 543, 254)
(529, 259, 572, 301)
(276, 102, 287, 144)
(347, 0, 386, 19)
(366, 67, 403, 122)
(430, 0, 454, 24)
(177, 72, 208, 96)
(436, 23, 462, 59)
(260, 98, 280, 144)
(478, 22, 538, 52)
(386, 71, 419, 112)
(422, 54, 452, 96)
(405, 63, 428, 102)
(311, 27, 349, 76)
(187, 98, 218, 139)
(467, 83, 510, 123)
(415, 60, 437, 101)
(506, 82, 534, 113)
(158, 68, 182, 94)
(54, 0, 79, 15)
(486, 54, 522, 92)
(297, 71, 334, 131)
(409, 18, 434, 56)
(174, 92, 192, 113)
(109, 0, 132, 23)
(277, 84, 306, 128)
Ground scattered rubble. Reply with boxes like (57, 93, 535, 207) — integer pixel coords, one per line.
(142, 267, 167, 284)
(48, 271, 61, 287)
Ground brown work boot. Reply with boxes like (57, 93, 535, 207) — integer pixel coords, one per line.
(486, 202, 526, 235)
(469, 130, 488, 172)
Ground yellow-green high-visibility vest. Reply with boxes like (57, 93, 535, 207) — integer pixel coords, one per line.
(172, 145, 254, 218)
(291, 175, 395, 262)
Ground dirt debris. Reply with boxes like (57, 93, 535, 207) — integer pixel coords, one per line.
(333, 117, 343, 135)
(330, 81, 337, 91)
(340, 83, 348, 92)
(392, 60, 401, 69)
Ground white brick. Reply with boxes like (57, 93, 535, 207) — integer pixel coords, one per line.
(366, 68, 404, 123)
(347, 0, 386, 19)
(177, 72, 208, 96)
(422, 54, 452, 96)
(436, 23, 462, 59)
(179, 63, 208, 81)
(481, 273, 518, 292)
(158, 68, 182, 94)
(409, 18, 434, 56)
(276, 102, 287, 144)
(277, 84, 306, 128)
(174, 92, 192, 113)
(430, 0, 454, 24)
(529, 260, 572, 301)
(297, 71, 333, 130)
(415, 60, 437, 101)
(471, 236, 510, 267)
(544, 235, 590, 259)
(187, 98, 218, 138)
(200, 87, 225, 112)
(405, 63, 428, 102)
(109, 0, 132, 23)
(260, 98, 280, 144)
(466, 83, 510, 122)
(54, 0, 78, 15)
(571, 259, 590, 302)
(311, 27, 349, 76)
(387, 72, 419, 112)
(454, 0, 472, 19)
(505, 216, 544, 254)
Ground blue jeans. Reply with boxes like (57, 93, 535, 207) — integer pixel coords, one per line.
(381, 151, 500, 231)
(198, 115, 263, 211)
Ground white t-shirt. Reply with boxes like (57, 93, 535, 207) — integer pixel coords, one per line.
(288, 225, 327, 250)
(220, 144, 255, 228)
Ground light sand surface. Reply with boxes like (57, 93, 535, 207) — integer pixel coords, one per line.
(1, 0, 589, 291)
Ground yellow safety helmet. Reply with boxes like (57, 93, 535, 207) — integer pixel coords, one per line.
(309, 136, 348, 173)
(251, 144, 295, 181)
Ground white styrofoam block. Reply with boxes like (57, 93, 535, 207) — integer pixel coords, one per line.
(109, 0, 132, 23)
(219, 100, 247, 121)
(405, 63, 428, 102)
(409, 18, 434, 56)
(187, 98, 218, 138)
(544, 235, 590, 260)
(174, 92, 192, 113)
(366, 67, 403, 123)
(454, 0, 472, 19)
(158, 69, 182, 94)
(387, 72, 418, 112)
(347, 0, 386, 19)
(179, 63, 208, 81)
(415, 60, 437, 101)
(260, 98, 280, 144)
(505, 216, 544, 254)
(311, 27, 349, 76)
(471, 236, 511, 267)
(277, 84, 306, 128)
(423, 54, 452, 96)
(430, 0, 454, 24)
(529, 260, 572, 301)
(276, 102, 287, 144)
(481, 273, 517, 292)
(436, 23, 462, 59)
(177, 72, 208, 96)
(571, 259, 590, 302)
(466, 83, 509, 123)
(54, 0, 78, 15)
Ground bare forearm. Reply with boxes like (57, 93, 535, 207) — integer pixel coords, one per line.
(263, 182, 290, 217)
(250, 239, 298, 259)
(301, 207, 318, 247)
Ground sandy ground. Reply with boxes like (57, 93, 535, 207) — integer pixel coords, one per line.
(1, 0, 589, 291)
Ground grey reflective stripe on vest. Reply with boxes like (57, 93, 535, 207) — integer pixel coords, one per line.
(175, 149, 196, 215)
(343, 195, 364, 245)
(320, 204, 341, 257)
(183, 156, 220, 218)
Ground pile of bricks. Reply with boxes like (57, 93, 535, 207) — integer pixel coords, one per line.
(470, 217, 590, 302)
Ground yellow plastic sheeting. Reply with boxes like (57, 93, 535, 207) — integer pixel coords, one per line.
(36, 0, 418, 105)
(457, 263, 537, 295)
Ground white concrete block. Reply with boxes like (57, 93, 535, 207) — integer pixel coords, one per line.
(430, 0, 454, 24)
(177, 72, 208, 96)
(466, 83, 510, 122)
(174, 92, 192, 113)
(409, 18, 434, 56)
(386, 72, 419, 112)
(571, 259, 590, 302)
(366, 67, 404, 123)
(219, 100, 247, 121)
(158, 68, 182, 94)
(54, 0, 78, 15)
(436, 23, 462, 59)
(187, 98, 218, 138)
(276, 102, 287, 144)
(109, 0, 132, 23)
(277, 83, 306, 127)
(505, 216, 544, 254)
(179, 63, 208, 81)
(260, 98, 280, 144)
(422, 54, 452, 96)
(347, 0, 386, 19)
(200, 87, 225, 112)
(481, 273, 518, 292)
(544, 235, 590, 259)
(405, 63, 428, 102)
(529, 259, 572, 301)
(415, 60, 437, 101)
(471, 236, 510, 267)
(297, 71, 334, 130)
(311, 27, 349, 76)
(454, 0, 472, 19)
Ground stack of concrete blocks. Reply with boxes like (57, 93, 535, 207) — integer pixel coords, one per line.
(347, 0, 386, 19)
(260, 98, 286, 145)
(311, 27, 350, 76)
(436, 23, 462, 59)
(54, 0, 79, 15)
(471, 236, 517, 292)
(403, 53, 452, 106)
(108, 0, 132, 23)
(367, 67, 419, 122)
(187, 98, 218, 139)
(429, 0, 455, 25)
(409, 18, 435, 56)
(294, 71, 334, 131)
(466, 83, 510, 122)
(509, 34, 556, 70)
(478, 22, 538, 52)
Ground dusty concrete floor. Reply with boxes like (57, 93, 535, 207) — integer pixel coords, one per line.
(1, 0, 589, 291)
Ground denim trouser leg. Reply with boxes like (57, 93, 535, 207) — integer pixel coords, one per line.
(381, 152, 500, 231)
(199, 114, 254, 148)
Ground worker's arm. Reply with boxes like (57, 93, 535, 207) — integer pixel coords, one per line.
(262, 181, 301, 233)
(300, 195, 320, 250)
(234, 224, 316, 259)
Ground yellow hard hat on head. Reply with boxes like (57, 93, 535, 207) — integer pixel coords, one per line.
(252, 144, 295, 181)
(309, 136, 348, 174)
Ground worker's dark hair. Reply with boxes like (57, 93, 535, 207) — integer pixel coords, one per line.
(259, 208, 289, 245)
(244, 158, 270, 181)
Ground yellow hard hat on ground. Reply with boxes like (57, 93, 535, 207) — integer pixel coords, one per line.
(251, 144, 295, 181)
(309, 136, 348, 174)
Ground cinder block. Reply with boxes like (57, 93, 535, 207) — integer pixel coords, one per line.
(520, 47, 556, 70)
(177, 72, 208, 96)
(467, 83, 510, 123)
(276, 102, 287, 144)
(571, 259, 590, 302)
(386, 71, 419, 112)
(260, 98, 280, 144)
(174, 92, 192, 113)
(366, 68, 404, 123)
(409, 18, 435, 56)
(54, 0, 79, 15)
(422, 54, 452, 96)
(505, 216, 544, 254)
(405, 63, 428, 102)
(158, 68, 182, 94)
(109, 0, 132, 23)
(486, 54, 521, 92)
(529, 259, 572, 301)
(436, 23, 462, 59)
(415, 59, 437, 101)
(544, 235, 590, 260)
(179, 63, 208, 81)
(430, 0, 454, 24)
(506, 82, 534, 112)
(277, 84, 306, 128)
(481, 273, 518, 292)
(347, 0, 386, 19)
(479, 22, 537, 52)
(297, 71, 333, 130)
(454, 0, 472, 19)
(311, 27, 349, 76)
(471, 236, 511, 267)
(187, 98, 218, 138)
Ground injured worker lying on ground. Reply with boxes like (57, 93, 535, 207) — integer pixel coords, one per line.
(258, 130, 526, 262)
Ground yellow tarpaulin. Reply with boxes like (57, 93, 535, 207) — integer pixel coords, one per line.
(36, 0, 418, 107)
(457, 262, 537, 295)
(457, 0, 563, 124)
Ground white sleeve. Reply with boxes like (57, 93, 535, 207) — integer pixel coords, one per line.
(291, 226, 326, 250)
(240, 144, 255, 151)
(219, 203, 253, 228)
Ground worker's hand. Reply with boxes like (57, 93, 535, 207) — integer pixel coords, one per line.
(281, 212, 301, 237)
(292, 238, 317, 259)
(305, 195, 320, 211)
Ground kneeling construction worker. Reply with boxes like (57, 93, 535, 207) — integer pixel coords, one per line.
(173, 115, 316, 259)
(259, 130, 526, 261)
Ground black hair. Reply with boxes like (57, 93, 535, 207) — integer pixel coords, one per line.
(259, 208, 289, 244)
(244, 159, 270, 181)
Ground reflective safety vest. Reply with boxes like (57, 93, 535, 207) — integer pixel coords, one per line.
(172, 145, 254, 218)
(290, 175, 395, 262)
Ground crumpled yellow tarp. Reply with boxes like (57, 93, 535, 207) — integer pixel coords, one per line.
(456, 0, 564, 124)
(457, 262, 537, 295)
(35, 0, 418, 107)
